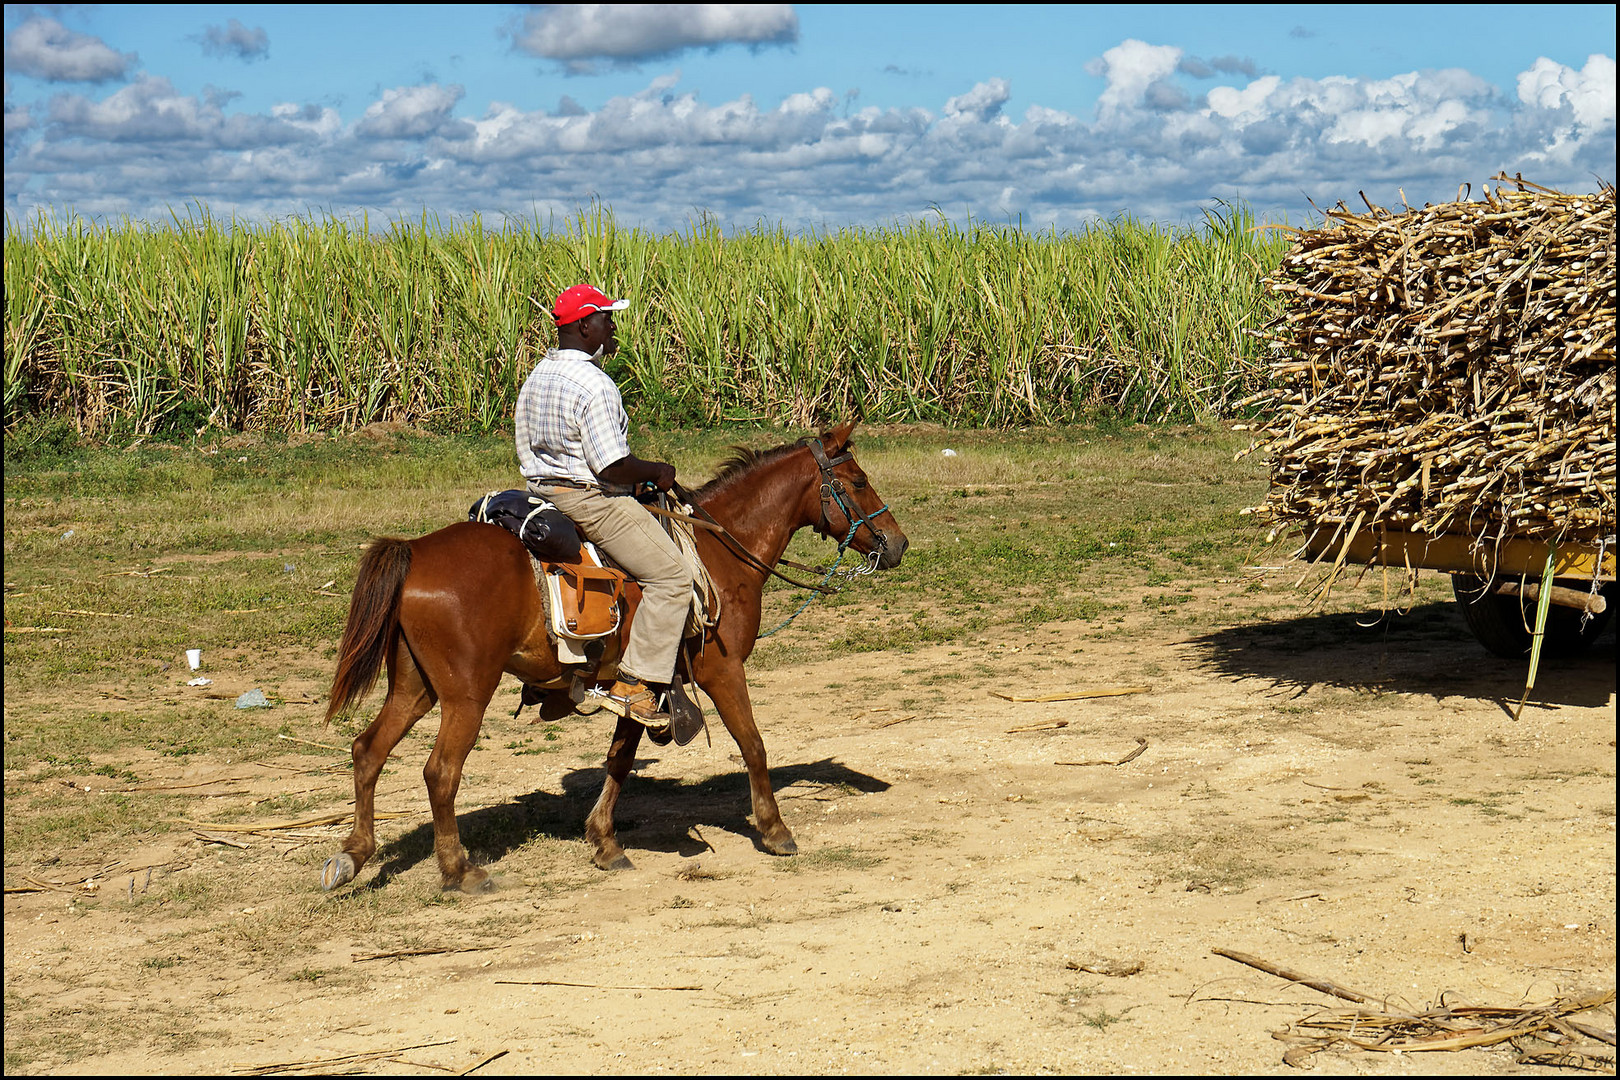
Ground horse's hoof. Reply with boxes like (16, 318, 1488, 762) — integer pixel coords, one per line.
(321, 853, 357, 892)
(450, 867, 493, 894)
(594, 852, 635, 871)
(764, 835, 798, 856)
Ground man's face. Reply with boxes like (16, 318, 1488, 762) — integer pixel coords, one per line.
(577, 310, 618, 358)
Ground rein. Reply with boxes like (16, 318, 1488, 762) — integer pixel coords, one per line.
(670, 485, 841, 596)
(670, 437, 888, 637)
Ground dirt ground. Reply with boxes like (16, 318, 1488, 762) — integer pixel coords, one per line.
(4, 578, 1615, 1075)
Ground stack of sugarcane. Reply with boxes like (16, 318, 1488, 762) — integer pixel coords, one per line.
(1245, 175, 1615, 548)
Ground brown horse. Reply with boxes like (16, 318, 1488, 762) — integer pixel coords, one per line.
(319, 421, 907, 893)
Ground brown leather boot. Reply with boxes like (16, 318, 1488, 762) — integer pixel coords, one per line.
(598, 678, 671, 727)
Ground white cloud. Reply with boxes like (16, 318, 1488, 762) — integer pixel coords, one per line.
(1205, 68, 1495, 152)
(44, 74, 303, 146)
(355, 84, 468, 140)
(272, 102, 343, 139)
(515, 4, 797, 71)
(944, 79, 1010, 123)
(1326, 109, 1409, 149)
(1023, 104, 1076, 127)
(1094, 39, 1183, 123)
(4, 43, 1615, 233)
(4, 94, 33, 145)
(1406, 98, 1472, 149)
(4, 16, 136, 83)
(198, 19, 270, 62)
(1517, 54, 1616, 129)
(1207, 76, 1281, 125)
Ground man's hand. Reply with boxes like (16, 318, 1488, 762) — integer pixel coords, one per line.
(649, 461, 677, 491)
(599, 454, 676, 492)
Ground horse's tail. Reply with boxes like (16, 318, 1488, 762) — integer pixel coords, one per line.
(324, 537, 412, 726)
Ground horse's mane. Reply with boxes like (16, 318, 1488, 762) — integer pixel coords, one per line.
(693, 435, 856, 500)
(693, 442, 801, 500)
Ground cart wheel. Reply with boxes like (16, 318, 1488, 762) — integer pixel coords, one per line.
(1451, 575, 1615, 658)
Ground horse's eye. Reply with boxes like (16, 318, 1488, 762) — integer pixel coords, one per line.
(853, 478, 868, 490)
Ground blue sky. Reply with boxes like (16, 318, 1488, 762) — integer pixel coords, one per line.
(4, 4, 1615, 232)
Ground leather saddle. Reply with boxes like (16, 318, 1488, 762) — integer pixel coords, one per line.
(470, 490, 705, 746)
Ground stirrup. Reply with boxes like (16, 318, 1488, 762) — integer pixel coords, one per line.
(512, 682, 547, 719)
(631, 681, 705, 747)
(589, 680, 671, 726)
(665, 676, 706, 747)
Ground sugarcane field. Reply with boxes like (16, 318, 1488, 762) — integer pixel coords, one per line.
(3, 177, 1614, 1075)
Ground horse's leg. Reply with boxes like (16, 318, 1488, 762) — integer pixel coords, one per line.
(323, 638, 436, 891)
(422, 683, 502, 893)
(584, 715, 645, 870)
(699, 668, 796, 855)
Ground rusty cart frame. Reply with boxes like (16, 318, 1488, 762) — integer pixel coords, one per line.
(1302, 525, 1616, 658)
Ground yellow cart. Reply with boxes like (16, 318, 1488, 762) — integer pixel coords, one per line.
(1302, 525, 1616, 658)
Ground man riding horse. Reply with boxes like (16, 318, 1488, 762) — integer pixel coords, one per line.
(514, 284, 693, 730)
(324, 339, 907, 887)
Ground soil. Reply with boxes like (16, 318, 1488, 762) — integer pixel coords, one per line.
(4, 581, 1615, 1075)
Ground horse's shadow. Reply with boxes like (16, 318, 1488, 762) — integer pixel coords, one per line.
(1187, 599, 1616, 709)
(362, 757, 889, 887)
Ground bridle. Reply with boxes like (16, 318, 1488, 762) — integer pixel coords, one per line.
(800, 436, 891, 564)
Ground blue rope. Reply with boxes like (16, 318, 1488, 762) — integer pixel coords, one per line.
(756, 500, 887, 639)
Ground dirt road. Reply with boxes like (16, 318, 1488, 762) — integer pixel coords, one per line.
(4, 584, 1615, 1075)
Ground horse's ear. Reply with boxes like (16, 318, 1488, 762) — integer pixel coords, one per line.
(821, 419, 859, 453)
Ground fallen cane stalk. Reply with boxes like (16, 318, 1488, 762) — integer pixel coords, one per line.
(232, 1038, 457, 1075)
(1056, 737, 1148, 767)
(1271, 989, 1616, 1061)
(456, 1049, 509, 1075)
(175, 810, 414, 832)
(352, 945, 500, 962)
(1212, 947, 1374, 1004)
(992, 686, 1148, 702)
(276, 733, 346, 751)
(872, 714, 919, 729)
(493, 979, 704, 990)
(1513, 539, 1557, 720)
(1006, 719, 1068, 733)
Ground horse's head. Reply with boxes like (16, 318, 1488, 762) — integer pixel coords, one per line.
(803, 420, 908, 570)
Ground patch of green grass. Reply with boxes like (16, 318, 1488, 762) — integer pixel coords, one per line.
(1, 702, 293, 774)
(1137, 825, 1291, 892)
(1073, 1006, 1133, 1030)
(504, 725, 564, 755)
(4, 789, 188, 865)
(775, 844, 885, 873)
(1450, 795, 1513, 817)
(741, 423, 1264, 667)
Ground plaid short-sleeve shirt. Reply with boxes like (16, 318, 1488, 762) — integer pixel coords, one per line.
(515, 349, 633, 488)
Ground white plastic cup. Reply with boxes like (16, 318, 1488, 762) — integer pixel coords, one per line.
(186, 649, 201, 671)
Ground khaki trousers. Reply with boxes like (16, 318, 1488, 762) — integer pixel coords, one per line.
(532, 485, 693, 686)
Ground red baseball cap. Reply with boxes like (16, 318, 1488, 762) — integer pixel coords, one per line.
(552, 284, 629, 326)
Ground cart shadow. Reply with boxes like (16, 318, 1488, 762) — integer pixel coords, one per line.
(1186, 599, 1616, 709)
(363, 757, 888, 887)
